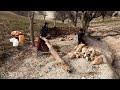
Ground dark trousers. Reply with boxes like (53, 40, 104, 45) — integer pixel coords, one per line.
(78, 38, 86, 45)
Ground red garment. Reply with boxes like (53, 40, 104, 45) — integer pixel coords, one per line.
(37, 37, 49, 52)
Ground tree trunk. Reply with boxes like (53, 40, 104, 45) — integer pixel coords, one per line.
(80, 13, 90, 37)
(81, 13, 89, 31)
(80, 13, 84, 29)
(29, 12, 35, 46)
(68, 18, 70, 27)
(54, 18, 56, 27)
(102, 16, 105, 22)
(74, 11, 78, 27)
(62, 19, 64, 24)
(43, 15, 46, 23)
(40, 36, 71, 72)
(74, 22, 77, 27)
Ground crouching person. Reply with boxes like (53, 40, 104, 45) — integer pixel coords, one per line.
(37, 22, 49, 52)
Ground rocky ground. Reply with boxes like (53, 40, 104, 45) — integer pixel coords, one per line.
(1, 26, 120, 79)
(1, 11, 120, 79)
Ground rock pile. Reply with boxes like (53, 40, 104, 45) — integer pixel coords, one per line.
(68, 44, 104, 65)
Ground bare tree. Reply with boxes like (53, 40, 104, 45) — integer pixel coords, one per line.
(74, 11, 79, 27)
(28, 11, 35, 46)
(79, 11, 106, 34)
(42, 12, 47, 22)
(56, 11, 68, 24)
(101, 11, 114, 22)
(66, 11, 114, 36)
(53, 12, 57, 27)
(65, 11, 79, 27)
(66, 11, 75, 27)
(57, 11, 105, 30)
(101, 11, 107, 22)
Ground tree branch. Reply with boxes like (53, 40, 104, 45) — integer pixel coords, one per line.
(40, 36, 72, 72)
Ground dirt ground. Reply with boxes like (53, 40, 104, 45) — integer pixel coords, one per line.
(1, 25, 120, 79)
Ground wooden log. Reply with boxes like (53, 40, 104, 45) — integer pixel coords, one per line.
(40, 36, 72, 72)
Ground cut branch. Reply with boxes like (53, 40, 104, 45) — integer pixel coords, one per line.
(40, 36, 72, 72)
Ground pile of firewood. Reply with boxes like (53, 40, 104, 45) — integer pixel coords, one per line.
(68, 44, 104, 65)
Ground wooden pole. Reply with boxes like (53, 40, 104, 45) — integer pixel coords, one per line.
(29, 11, 35, 46)
(40, 36, 72, 72)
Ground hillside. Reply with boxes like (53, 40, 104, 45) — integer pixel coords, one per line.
(1, 11, 120, 79)
(0, 11, 69, 33)
(0, 11, 68, 62)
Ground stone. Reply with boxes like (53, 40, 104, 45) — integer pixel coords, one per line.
(90, 28, 97, 32)
(85, 57, 89, 61)
(95, 50, 102, 56)
(68, 53, 76, 59)
(91, 55, 104, 65)
(68, 37, 73, 40)
(83, 51, 91, 58)
(81, 77, 86, 79)
(59, 38, 65, 41)
(83, 53, 87, 58)
(74, 51, 82, 58)
(75, 44, 85, 52)
(81, 47, 88, 54)
(88, 47, 95, 52)
(89, 55, 95, 61)
(74, 46, 78, 50)
(89, 50, 96, 61)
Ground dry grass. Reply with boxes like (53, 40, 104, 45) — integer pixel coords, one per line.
(0, 11, 69, 62)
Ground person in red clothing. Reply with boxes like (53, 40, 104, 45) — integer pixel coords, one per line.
(37, 22, 49, 52)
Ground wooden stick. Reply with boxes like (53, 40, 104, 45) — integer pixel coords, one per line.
(41, 36, 71, 72)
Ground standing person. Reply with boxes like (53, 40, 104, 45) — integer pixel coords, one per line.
(78, 28, 86, 45)
(37, 22, 49, 52)
(40, 22, 49, 37)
